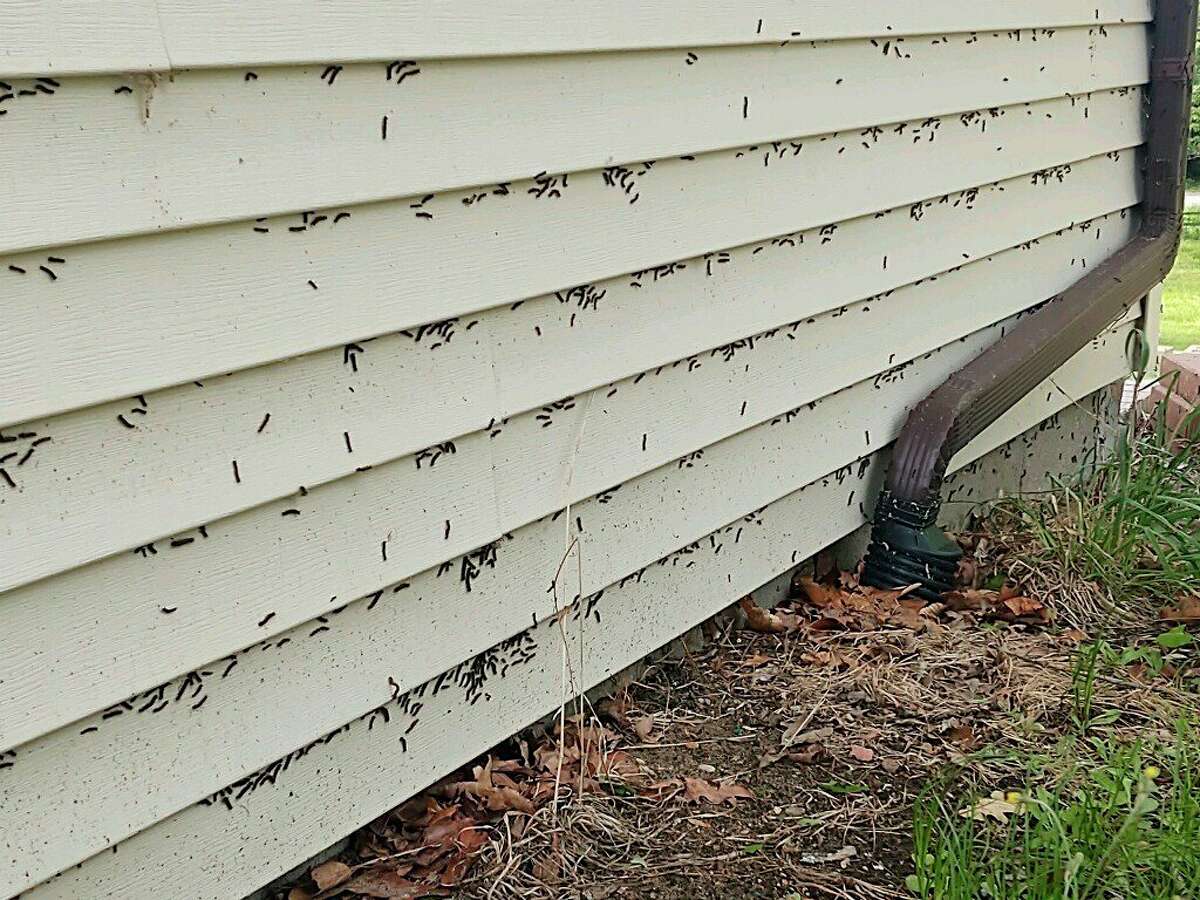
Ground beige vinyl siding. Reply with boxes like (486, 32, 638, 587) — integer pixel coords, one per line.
(1, 1, 1152, 77)
(0, 26, 1146, 257)
(0, 147, 1143, 594)
(0, 7, 1150, 898)
(0, 87, 1145, 431)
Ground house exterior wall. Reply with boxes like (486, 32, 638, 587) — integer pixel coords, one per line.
(0, 5, 1154, 897)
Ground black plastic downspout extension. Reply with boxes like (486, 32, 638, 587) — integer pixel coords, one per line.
(863, 0, 1198, 601)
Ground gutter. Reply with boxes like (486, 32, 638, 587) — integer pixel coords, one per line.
(862, 0, 1198, 599)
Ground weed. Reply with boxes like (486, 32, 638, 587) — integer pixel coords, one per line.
(985, 389, 1200, 621)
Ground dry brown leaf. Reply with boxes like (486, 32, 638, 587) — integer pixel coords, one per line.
(1062, 628, 1089, 643)
(946, 725, 976, 749)
(786, 745, 827, 765)
(880, 757, 902, 774)
(452, 761, 536, 814)
(960, 791, 1024, 823)
(799, 649, 850, 668)
(641, 778, 684, 800)
(682, 776, 753, 805)
(998, 583, 1022, 602)
(782, 724, 833, 748)
(943, 589, 992, 612)
(808, 616, 847, 632)
(738, 596, 788, 633)
(1161, 595, 1200, 622)
(849, 745, 875, 763)
(344, 870, 429, 899)
(311, 860, 353, 892)
(1001, 595, 1049, 620)
(288, 888, 315, 900)
(741, 653, 773, 668)
(796, 577, 843, 609)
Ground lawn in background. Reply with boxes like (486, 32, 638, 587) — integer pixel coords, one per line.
(1162, 207, 1200, 349)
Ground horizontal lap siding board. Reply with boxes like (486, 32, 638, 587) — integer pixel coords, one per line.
(0, 1, 1152, 76)
(0, 148, 1143, 594)
(0, 208, 1138, 766)
(20, 319, 1137, 900)
(0, 87, 1147, 431)
(0, 23, 1147, 257)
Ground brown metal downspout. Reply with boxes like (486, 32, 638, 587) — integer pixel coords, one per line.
(862, 0, 1197, 599)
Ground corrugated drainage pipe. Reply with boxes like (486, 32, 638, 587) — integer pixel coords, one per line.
(862, 0, 1197, 600)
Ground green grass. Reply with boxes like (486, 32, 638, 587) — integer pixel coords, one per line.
(909, 716, 1200, 899)
(992, 394, 1200, 614)
(909, 642, 1200, 899)
(1161, 209, 1200, 350)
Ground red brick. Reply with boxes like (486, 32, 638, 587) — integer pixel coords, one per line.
(1161, 352, 1200, 405)
(1146, 384, 1199, 438)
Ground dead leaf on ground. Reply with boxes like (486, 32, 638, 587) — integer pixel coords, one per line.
(344, 870, 431, 899)
(311, 861, 353, 892)
(849, 745, 875, 763)
(1161, 595, 1200, 622)
(998, 583, 1021, 602)
(1001, 595, 1052, 622)
(943, 588, 1052, 624)
(960, 791, 1025, 823)
(794, 577, 936, 631)
(450, 759, 536, 814)
(682, 777, 754, 805)
(786, 745, 828, 765)
(946, 725, 976, 749)
(738, 596, 789, 633)
(288, 889, 315, 900)
(782, 723, 834, 748)
(796, 577, 842, 609)
(799, 649, 851, 668)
